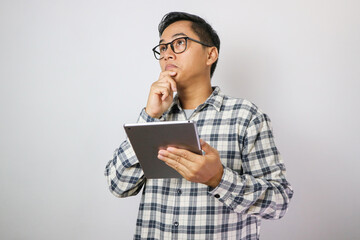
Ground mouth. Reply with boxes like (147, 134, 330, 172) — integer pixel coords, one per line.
(165, 64, 178, 71)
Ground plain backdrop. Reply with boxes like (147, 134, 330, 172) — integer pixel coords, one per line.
(1, 0, 359, 239)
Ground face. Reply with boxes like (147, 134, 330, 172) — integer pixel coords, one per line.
(159, 21, 213, 85)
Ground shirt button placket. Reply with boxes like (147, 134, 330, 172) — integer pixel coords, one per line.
(172, 181, 181, 233)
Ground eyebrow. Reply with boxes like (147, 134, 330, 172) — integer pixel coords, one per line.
(159, 33, 188, 44)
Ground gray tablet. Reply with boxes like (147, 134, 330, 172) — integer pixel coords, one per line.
(124, 120, 202, 179)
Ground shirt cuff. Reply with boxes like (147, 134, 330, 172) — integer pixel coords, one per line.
(137, 108, 162, 123)
(208, 167, 240, 203)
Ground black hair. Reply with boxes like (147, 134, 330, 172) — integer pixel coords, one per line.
(158, 12, 220, 78)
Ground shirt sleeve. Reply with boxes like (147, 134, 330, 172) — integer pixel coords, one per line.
(208, 112, 294, 219)
(104, 108, 160, 198)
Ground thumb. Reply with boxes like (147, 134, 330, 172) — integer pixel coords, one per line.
(200, 139, 214, 154)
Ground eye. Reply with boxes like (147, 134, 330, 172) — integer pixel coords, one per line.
(175, 38, 185, 46)
(159, 45, 167, 52)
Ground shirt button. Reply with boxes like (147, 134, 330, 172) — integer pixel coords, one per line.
(214, 194, 220, 198)
(177, 189, 182, 195)
(174, 222, 179, 227)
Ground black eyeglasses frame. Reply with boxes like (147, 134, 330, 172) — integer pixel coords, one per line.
(152, 36, 213, 60)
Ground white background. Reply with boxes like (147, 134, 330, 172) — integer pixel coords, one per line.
(1, 0, 359, 239)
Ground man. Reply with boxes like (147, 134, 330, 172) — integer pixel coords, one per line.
(105, 12, 293, 240)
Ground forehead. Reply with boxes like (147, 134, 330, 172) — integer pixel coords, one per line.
(160, 20, 196, 41)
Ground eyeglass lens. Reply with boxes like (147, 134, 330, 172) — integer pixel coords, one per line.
(154, 38, 187, 59)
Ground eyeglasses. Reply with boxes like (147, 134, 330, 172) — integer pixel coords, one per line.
(152, 37, 213, 60)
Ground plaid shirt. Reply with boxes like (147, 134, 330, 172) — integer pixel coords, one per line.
(105, 86, 293, 240)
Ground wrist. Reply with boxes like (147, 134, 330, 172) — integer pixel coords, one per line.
(207, 166, 224, 188)
(145, 108, 161, 119)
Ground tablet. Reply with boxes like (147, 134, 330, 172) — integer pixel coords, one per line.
(124, 120, 202, 179)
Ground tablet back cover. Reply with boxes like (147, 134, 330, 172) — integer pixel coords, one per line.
(124, 121, 201, 179)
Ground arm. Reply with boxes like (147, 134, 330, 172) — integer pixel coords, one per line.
(105, 71, 177, 197)
(158, 112, 293, 219)
(209, 113, 293, 219)
(104, 109, 161, 198)
(104, 139, 145, 198)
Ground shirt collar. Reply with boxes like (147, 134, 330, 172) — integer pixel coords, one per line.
(167, 86, 223, 115)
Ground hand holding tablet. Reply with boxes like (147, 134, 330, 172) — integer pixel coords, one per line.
(124, 120, 201, 179)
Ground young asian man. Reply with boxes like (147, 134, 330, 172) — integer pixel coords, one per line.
(105, 11, 293, 240)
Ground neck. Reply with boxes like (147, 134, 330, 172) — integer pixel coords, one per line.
(177, 81, 213, 109)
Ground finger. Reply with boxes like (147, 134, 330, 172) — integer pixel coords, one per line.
(156, 78, 176, 94)
(159, 70, 177, 79)
(159, 72, 177, 92)
(151, 84, 172, 99)
(164, 160, 188, 178)
(158, 151, 180, 165)
(166, 147, 198, 163)
(152, 88, 170, 101)
(158, 149, 194, 169)
(161, 92, 169, 101)
(158, 149, 179, 163)
(152, 81, 172, 92)
(158, 152, 189, 175)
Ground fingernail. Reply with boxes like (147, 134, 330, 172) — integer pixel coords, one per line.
(167, 147, 175, 152)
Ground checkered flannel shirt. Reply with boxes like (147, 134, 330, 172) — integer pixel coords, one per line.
(105, 86, 293, 240)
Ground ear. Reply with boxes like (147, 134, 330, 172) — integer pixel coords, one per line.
(206, 47, 218, 66)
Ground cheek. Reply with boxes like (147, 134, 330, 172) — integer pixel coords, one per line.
(185, 51, 205, 67)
